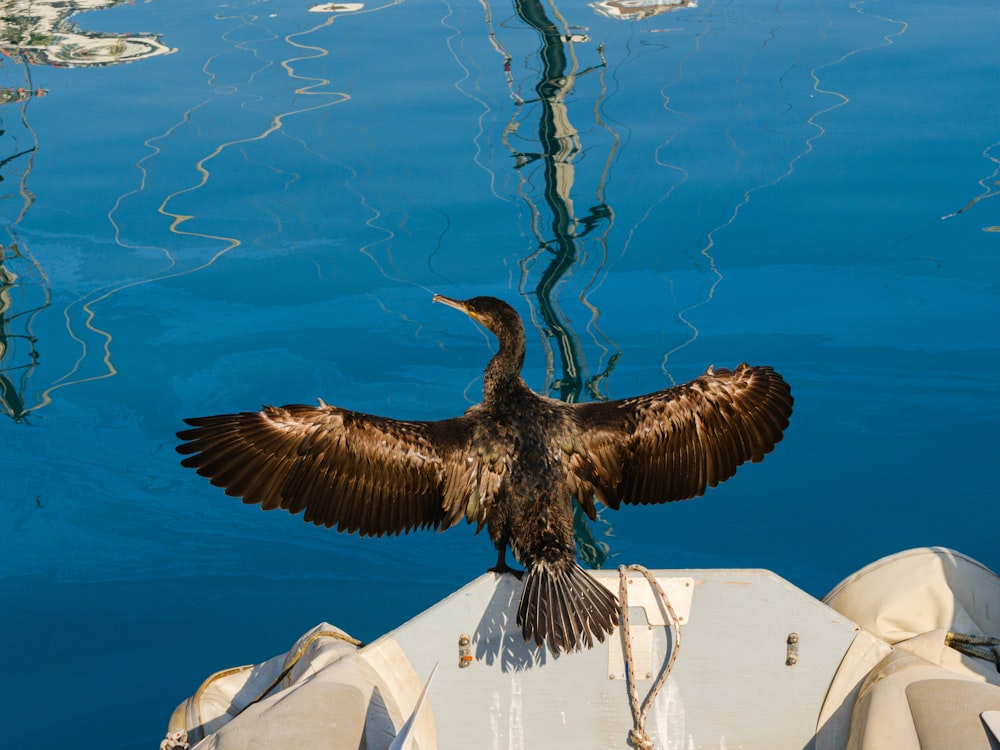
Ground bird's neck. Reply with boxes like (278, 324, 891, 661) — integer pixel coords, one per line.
(483, 330, 527, 402)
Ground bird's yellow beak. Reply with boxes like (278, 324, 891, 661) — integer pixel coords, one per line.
(433, 294, 475, 320)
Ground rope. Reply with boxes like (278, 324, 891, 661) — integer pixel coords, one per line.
(618, 565, 683, 750)
(946, 631, 1000, 672)
(159, 730, 188, 750)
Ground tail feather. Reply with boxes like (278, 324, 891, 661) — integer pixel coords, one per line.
(517, 562, 620, 653)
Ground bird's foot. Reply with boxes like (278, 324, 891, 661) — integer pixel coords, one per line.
(488, 561, 525, 580)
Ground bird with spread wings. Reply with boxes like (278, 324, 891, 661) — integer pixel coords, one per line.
(178, 295, 793, 654)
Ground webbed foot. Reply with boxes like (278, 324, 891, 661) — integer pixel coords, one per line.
(488, 548, 524, 579)
(488, 561, 525, 580)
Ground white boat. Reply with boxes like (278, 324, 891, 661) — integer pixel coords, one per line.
(161, 547, 1000, 750)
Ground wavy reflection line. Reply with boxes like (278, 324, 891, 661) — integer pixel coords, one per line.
(517, 0, 618, 567)
(659, 2, 908, 380)
(441, 0, 517, 205)
(43, 15, 288, 406)
(37, 12, 352, 409)
(597, 21, 695, 385)
(159, 17, 348, 245)
(566, 48, 623, 398)
(941, 138, 1000, 223)
(786, 2, 908, 183)
(336, 160, 401, 286)
(460, 1, 618, 566)
(659, 7, 777, 379)
(41, 15, 284, 407)
(105, 10, 281, 261)
(331, 157, 456, 302)
(308, 1, 457, 303)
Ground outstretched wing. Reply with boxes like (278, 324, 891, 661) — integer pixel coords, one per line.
(177, 403, 473, 536)
(573, 364, 792, 508)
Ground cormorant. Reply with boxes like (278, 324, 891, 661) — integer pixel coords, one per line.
(177, 295, 793, 654)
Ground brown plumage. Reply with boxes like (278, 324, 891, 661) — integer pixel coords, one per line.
(177, 295, 793, 653)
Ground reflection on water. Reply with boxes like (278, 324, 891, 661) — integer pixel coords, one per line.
(0, 0, 174, 67)
(0, 0, 919, 507)
(0, 1, 366, 420)
(590, 0, 695, 21)
(941, 137, 1000, 231)
(0, 2, 939, 444)
(450, 0, 917, 390)
(3, 0, 1000, 746)
(0, 241, 42, 422)
(0, 0, 173, 420)
(499, 0, 624, 566)
(0, 55, 40, 421)
(441, 0, 912, 566)
(439, 0, 928, 565)
(507, 1, 617, 399)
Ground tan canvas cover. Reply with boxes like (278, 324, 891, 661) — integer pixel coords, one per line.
(823, 548, 1000, 750)
(824, 547, 1000, 684)
(162, 623, 436, 750)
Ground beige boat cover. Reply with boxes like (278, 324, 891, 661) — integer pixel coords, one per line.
(823, 547, 1000, 750)
(161, 623, 435, 750)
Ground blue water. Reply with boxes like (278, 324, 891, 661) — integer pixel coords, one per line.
(2, 0, 998, 746)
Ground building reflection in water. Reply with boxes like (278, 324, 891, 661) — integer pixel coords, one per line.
(0, 0, 174, 68)
(590, 0, 695, 21)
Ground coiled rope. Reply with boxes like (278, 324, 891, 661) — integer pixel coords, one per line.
(618, 565, 683, 750)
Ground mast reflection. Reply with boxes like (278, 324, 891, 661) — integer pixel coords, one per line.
(0, 243, 40, 422)
(506, 0, 673, 566)
(510, 0, 616, 407)
(0, 71, 41, 422)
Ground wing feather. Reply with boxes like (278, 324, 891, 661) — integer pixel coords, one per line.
(177, 402, 472, 536)
(574, 364, 792, 506)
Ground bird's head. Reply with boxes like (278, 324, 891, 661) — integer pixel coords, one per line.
(433, 294, 521, 336)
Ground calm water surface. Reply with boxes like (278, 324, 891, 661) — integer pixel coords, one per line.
(2, 0, 998, 746)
